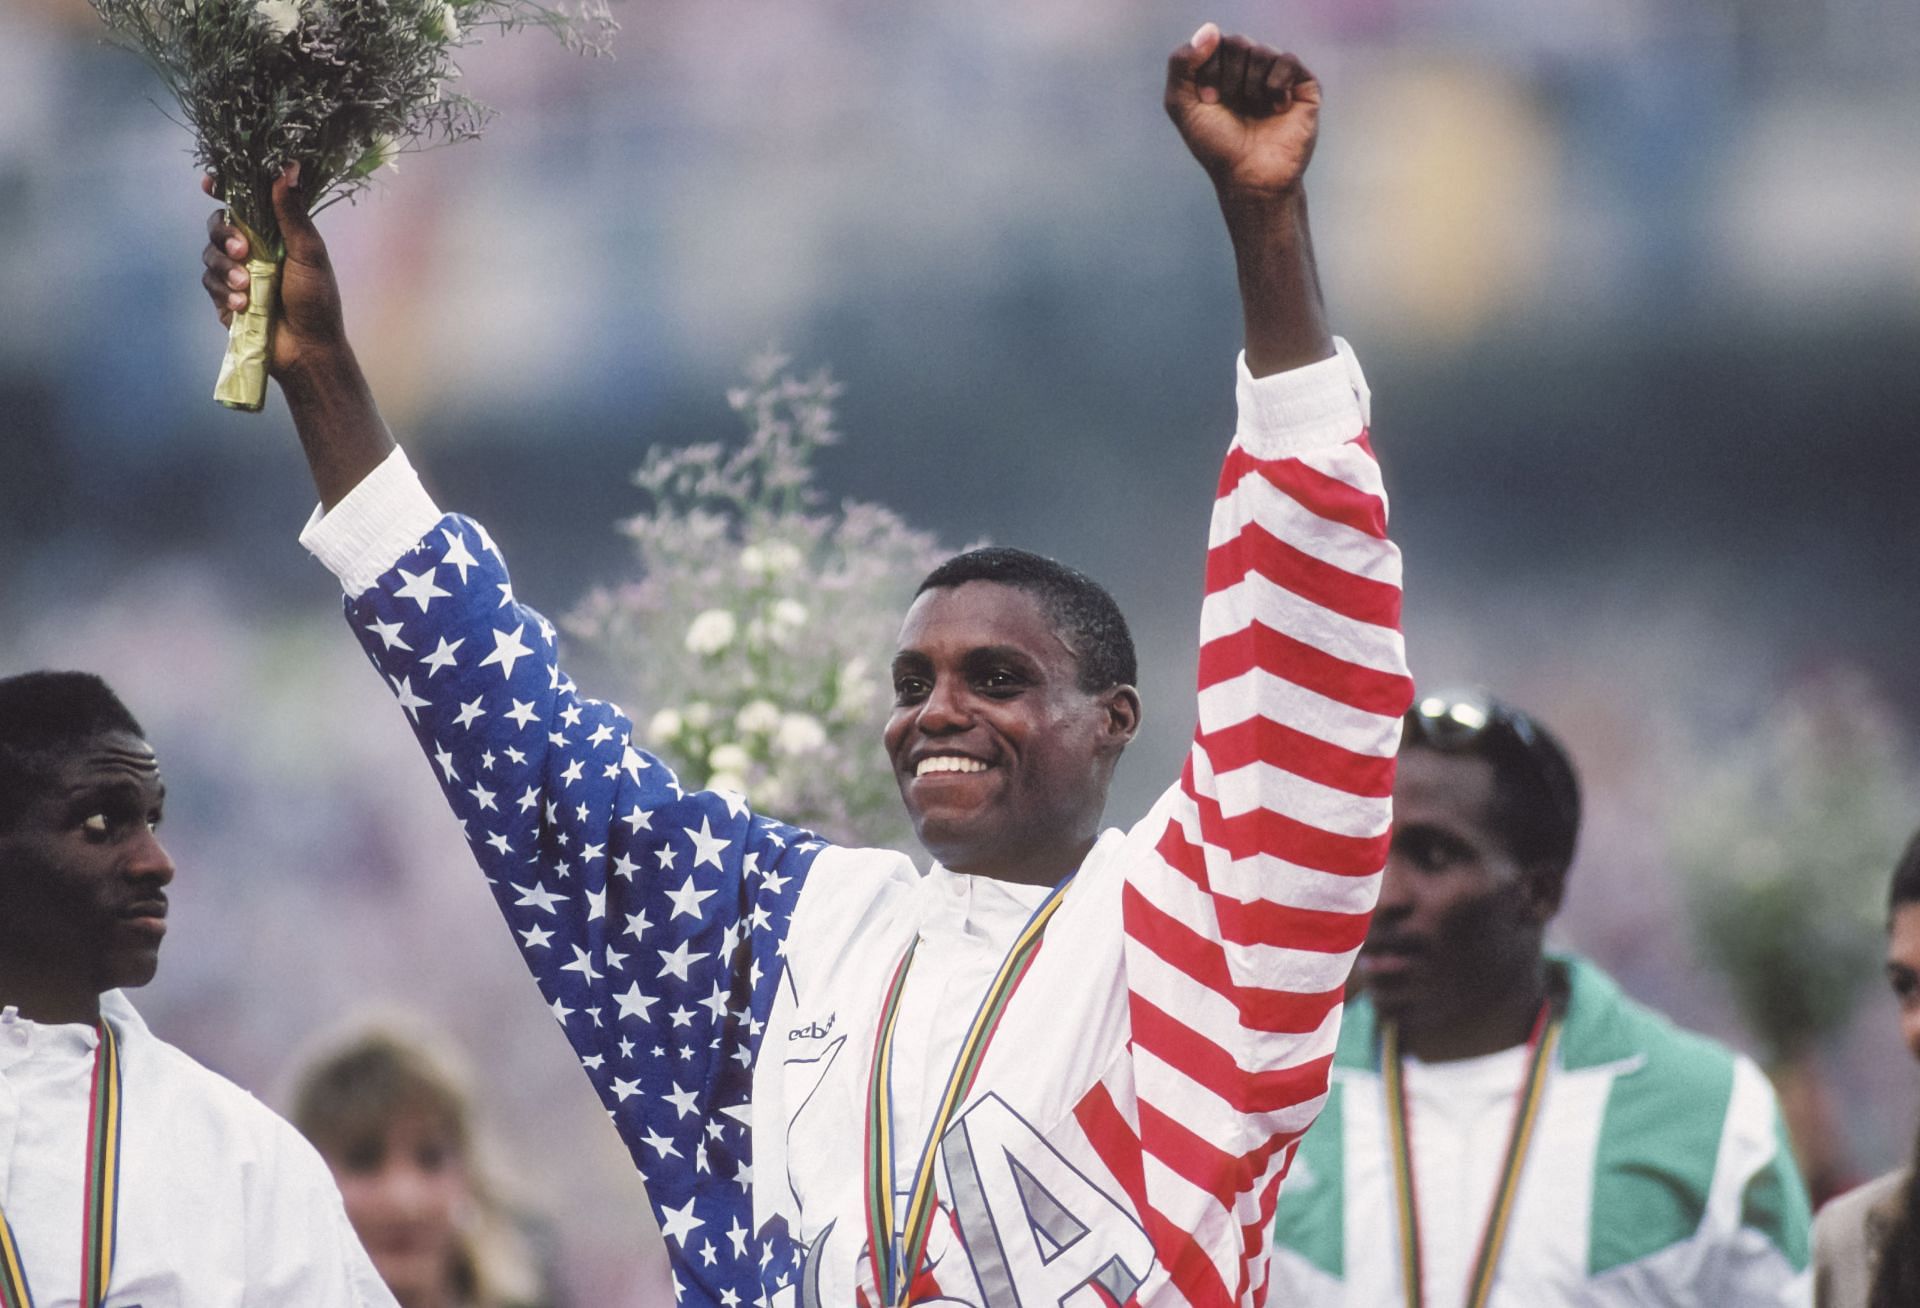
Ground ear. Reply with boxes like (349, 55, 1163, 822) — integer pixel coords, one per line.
(1096, 684, 1142, 752)
(1520, 861, 1566, 926)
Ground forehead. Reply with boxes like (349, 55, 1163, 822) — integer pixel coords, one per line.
(46, 732, 162, 791)
(895, 582, 1074, 663)
(1891, 903, 1920, 968)
(1393, 747, 1500, 832)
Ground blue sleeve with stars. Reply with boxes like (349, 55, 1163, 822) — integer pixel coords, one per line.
(341, 513, 827, 1304)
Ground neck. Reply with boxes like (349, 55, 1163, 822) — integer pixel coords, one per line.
(1398, 957, 1550, 1063)
(0, 964, 103, 1027)
(965, 833, 1097, 888)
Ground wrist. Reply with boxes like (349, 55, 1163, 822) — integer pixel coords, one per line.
(275, 339, 361, 400)
(1223, 188, 1333, 377)
(1218, 185, 1309, 246)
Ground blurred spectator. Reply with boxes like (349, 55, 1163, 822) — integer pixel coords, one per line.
(289, 1020, 566, 1308)
(1270, 690, 1812, 1304)
(1813, 831, 1920, 1307)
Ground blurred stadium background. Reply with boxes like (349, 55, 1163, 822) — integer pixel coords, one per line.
(2, 0, 1916, 1296)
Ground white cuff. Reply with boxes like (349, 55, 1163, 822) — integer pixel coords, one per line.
(297, 447, 443, 596)
(1234, 337, 1372, 458)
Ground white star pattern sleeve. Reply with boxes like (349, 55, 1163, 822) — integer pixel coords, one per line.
(1120, 342, 1410, 1305)
(303, 466, 827, 1308)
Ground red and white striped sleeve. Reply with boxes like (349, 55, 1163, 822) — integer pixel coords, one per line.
(1121, 341, 1411, 1305)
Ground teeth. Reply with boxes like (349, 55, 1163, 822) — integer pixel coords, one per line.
(915, 756, 988, 777)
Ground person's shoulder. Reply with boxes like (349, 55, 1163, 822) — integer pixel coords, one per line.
(1558, 956, 1746, 1087)
(107, 994, 331, 1164)
(797, 843, 920, 897)
(1817, 1169, 1908, 1244)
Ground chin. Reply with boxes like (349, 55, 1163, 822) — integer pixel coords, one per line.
(1361, 984, 1424, 1027)
(106, 954, 163, 992)
(911, 816, 996, 874)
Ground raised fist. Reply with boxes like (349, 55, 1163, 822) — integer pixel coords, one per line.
(1166, 25, 1320, 201)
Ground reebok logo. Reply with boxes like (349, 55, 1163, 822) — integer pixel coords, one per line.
(789, 1014, 835, 1041)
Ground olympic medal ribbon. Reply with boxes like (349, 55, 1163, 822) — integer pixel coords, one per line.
(1383, 1000, 1561, 1308)
(863, 876, 1074, 1307)
(0, 1019, 125, 1308)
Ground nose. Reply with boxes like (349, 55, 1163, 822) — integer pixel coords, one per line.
(915, 676, 973, 735)
(384, 1162, 436, 1216)
(129, 826, 176, 886)
(1902, 1006, 1920, 1064)
(1373, 849, 1413, 921)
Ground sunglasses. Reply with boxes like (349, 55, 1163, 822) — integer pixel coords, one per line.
(1405, 690, 1579, 832)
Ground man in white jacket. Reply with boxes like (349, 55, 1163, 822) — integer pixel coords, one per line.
(198, 25, 1410, 1306)
(0, 669, 397, 1308)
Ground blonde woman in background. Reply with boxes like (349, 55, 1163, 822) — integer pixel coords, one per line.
(288, 1021, 562, 1308)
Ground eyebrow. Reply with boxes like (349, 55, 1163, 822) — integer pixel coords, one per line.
(891, 645, 1046, 676)
(963, 645, 1042, 669)
(64, 777, 166, 806)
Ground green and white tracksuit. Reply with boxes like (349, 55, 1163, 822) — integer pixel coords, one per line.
(1269, 957, 1811, 1306)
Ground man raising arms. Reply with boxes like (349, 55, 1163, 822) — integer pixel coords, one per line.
(201, 25, 1409, 1305)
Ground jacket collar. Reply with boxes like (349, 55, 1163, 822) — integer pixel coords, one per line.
(1336, 955, 1643, 1074)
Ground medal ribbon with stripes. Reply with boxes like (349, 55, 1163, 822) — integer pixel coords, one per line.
(1383, 999, 1561, 1308)
(863, 875, 1073, 1308)
(0, 1018, 124, 1308)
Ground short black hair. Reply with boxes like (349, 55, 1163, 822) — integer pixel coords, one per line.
(1891, 829, 1920, 916)
(0, 671, 146, 831)
(916, 547, 1137, 693)
(1403, 695, 1582, 883)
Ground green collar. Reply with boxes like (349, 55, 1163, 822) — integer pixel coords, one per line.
(1336, 955, 1647, 1074)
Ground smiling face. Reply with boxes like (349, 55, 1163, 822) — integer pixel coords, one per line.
(884, 581, 1139, 885)
(1358, 747, 1554, 1037)
(0, 731, 174, 1016)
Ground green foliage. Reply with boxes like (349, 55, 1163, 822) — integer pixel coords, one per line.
(1668, 670, 1917, 1060)
(87, 0, 614, 254)
(568, 355, 961, 850)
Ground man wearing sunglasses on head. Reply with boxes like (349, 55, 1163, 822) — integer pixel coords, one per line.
(1269, 691, 1813, 1306)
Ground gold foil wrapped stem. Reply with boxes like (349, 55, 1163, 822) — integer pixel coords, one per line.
(212, 216, 282, 413)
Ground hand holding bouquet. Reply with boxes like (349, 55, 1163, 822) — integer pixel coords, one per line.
(89, 0, 615, 410)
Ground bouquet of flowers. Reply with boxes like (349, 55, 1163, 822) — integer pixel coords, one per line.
(88, 0, 615, 411)
(568, 355, 964, 851)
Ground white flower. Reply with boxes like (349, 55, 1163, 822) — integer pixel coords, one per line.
(709, 743, 753, 775)
(735, 700, 783, 736)
(685, 609, 737, 656)
(771, 598, 808, 629)
(682, 701, 714, 730)
(646, 708, 683, 745)
(836, 656, 876, 710)
(740, 540, 804, 580)
(775, 713, 827, 757)
(765, 542, 804, 576)
(755, 775, 794, 812)
(252, 0, 302, 37)
(354, 133, 403, 177)
(434, 1, 460, 41)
